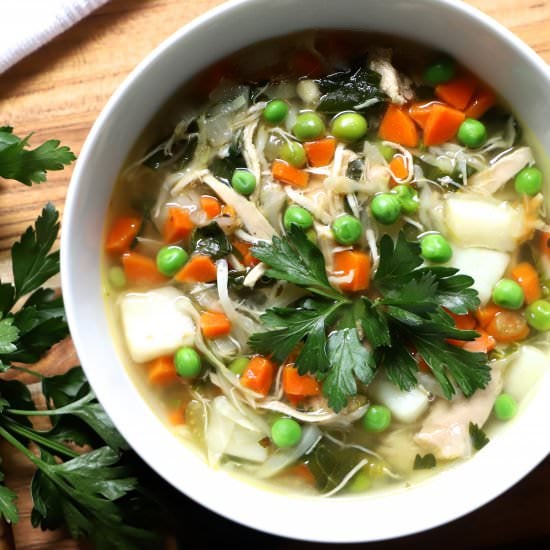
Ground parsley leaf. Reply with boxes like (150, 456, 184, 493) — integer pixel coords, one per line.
(324, 326, 376, 411)
(469, 422, 490, 450)
(0, 465, 18, 524)
(0, 128, 76, 185)
(249, 300, 342, 367)
(0, 317, 19, 355)
(12, 202, 60, 300)
(251, 225, 343, 300)
(413, 453, 437, 470)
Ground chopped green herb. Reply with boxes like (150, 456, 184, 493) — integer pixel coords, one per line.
(191, 222, 232, 260)
(413, 453, 437, 470)
(469, 422, 490, 450)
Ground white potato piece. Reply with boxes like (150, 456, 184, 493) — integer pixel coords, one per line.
(504, 346, 549, 402)
(445, 196, 525, 252)
(120, 287, 195, 363)
(444, 246, 510, 305)
(468, 146, 534, 195)
(368, 376, 429, 423)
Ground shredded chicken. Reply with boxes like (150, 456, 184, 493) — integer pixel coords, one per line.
(414, 361, 506, 460)
(368, 48, 414, 105)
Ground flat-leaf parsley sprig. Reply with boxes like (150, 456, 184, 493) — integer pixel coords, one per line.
(249, 227, 491, 411)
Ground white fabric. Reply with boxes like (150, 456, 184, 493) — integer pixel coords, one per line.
(0, 0, 110, 74)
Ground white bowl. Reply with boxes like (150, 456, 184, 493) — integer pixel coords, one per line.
(61, 0, 550, 542)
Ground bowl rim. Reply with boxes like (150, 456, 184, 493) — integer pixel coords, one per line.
(61, 0, 550, 542)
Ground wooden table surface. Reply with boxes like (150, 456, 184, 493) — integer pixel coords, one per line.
(0, 0, 549, 548)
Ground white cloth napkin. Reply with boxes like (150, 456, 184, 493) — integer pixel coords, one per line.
(0, 0, 110, 74)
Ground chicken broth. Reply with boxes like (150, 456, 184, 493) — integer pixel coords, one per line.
(103, 30, 550, 496)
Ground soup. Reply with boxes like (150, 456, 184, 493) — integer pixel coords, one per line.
(103, 31, 549, 496)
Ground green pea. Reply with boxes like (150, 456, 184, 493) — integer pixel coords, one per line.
(494, 393, 518, 421)
(331, 214, 362, 245)
(263, 99, 288, 124)
(514, 167, 543, 196)
(228, 357, 249, 375)
(457, 118, 487, 148)
(271, 418, 302, 448)
(174, 347, 201, 378)
(424, 58, 455, 85)
(393, 185, 419, 215)
(377, 142, 395, 162)
(362, 405, 391, 433)
(284, 205, 314, 231)
(108, 266, 126, 289)
(231, 169, 256, 195)
(156, 245, 189, 277)
(292, 112, 325, 141)
(331, 112, 368, 141)
(420, 234, 452, 263)
(370, 193, 401, 225)
(525, 299, 550, 331)
(492, 279, 525, 310)
(279, 141, 307, 168)
(347, 469, 371, 493)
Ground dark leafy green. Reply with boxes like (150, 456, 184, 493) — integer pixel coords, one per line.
(191, 222, 232, 260)
(208, 135, 247, 185)
(0, 463, 18, 523)
(315, 66, 386, 113)
(346, 158, 364, 181)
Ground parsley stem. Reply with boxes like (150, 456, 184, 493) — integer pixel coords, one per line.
(11, 365, 45, 379)
(6, 392, 94, 417)
(0, 423, 43, 469)
(2, 418, 79, 459)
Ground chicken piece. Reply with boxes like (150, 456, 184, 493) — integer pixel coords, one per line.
(468, 146, 534, 195)
(368, 49, 414, 105)
(414, 362, 504, 460)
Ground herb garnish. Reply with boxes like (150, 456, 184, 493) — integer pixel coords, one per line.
(469, 422, 490, 450)
(0, 127, 76, 185)
(250, 227, 491, 411)
(413, 453, 437, 470)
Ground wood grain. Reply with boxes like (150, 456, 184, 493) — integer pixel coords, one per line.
(0, 0, 549, 548)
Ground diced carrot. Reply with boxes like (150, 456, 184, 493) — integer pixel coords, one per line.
(240, 355, 276, 396)
(272, 160, 309, 187)
(423, 103, 465, 146)
(447, 310, 477, 330)
(408, 101, 444, 129)
(378, 104, 419, 147)
(465, 86, 496, 119)
(511, 262, 541, 305)
(163, 207, 194, 243)
(175, 254, 217, 283)
(486, 311, 530, 343)
(232, 239, 259, 267)
(304, 138, 336, 167)
(168, 406, 186, 425)
(333, 250, 371, 292)
(435, 75, 478, 110)
(539, 231, 550, 260)
(148, 356, 178, 386)
(200, 195, 221, 219)
(474, 303, 505, 329)
(290, 50, 323, 77)
(461, 329, 496, 353)
(282, 365, 321, 397)
(287, 463, 315, 485)
(105, 216, 141, 255)
(388, 154, 409, 186)
(199, 311, 231, 339)
(122, 251, 168, 286)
